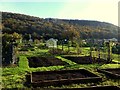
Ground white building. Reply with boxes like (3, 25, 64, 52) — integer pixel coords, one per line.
(109, 38, 118, 42)
(46, 38, 58, 48)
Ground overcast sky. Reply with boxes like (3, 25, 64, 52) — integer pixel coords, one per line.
(0, 0, 119, 26)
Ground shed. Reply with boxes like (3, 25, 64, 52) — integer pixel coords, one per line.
(46, 38, 58, 48)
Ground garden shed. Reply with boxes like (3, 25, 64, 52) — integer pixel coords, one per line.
(46, 38, 58, 48)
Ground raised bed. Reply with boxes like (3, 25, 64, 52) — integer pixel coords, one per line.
(27, 56, 68, 67)
(30, 69, 102, 87)
(63, 56, 108, 64)
(97, 68, 120, 79)
(55, 86, 120, 90)
(2, 86, 120, 90)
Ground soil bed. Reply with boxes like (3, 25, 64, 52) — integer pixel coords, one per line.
(30, 69, 102, 87)
(55, 86, 120, 90)
(97, 68, 120, 79)
(63, 56, 108, 64)
(2, 86, 120, 90)
(27, 56, 68, 67)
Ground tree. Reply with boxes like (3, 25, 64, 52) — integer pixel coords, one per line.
(112, 43, 120, 54)
(2, 33, 21, 65)
(61, 25, 80, 53)
(12, 32, 21, 40)
(23, 33, 30, 41)
(75, 38, 82, 54)
(2, 33, 13, 64)
(62, 25, 80, 49)
(31, 32, 41, 41)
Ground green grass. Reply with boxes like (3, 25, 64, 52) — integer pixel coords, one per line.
(2, 55, 30, 88)
(29, 66, 64, 72)
(56, 56, 76, 65)
(112, 54, 120, 63)
(100, 64, 120, 69)
(2, 46, 120, 89)
(19, 56, 29, 68)
(2, 67, 29, 88)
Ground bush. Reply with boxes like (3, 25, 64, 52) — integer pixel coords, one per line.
(112, 44, 120, 54)
(29, 48, 35, 51)
(19, 47, 29, 51)
(37, 44, 48, 49)
(19, 56, 29, 68)
(48, 48, 67, 55)
(19, 44, 35, 51)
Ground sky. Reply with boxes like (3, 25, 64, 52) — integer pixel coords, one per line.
(0, 0, 119, 26)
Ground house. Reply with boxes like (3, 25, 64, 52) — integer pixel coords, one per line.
(82, 40, 86, 44)
(29, 34, 33, 42)
(104, 38, 118, 42)
(104, 38, 118, 46)
(84, 39, 103, 46)
(46, 38, 58, 48)
(109, 38, 118, 42)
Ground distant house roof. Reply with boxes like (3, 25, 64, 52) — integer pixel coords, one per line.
(46, 38, 58, 48)
(109, 38, 118, 42)
(104, 38, 118, 42)
(47, 38, 58, 42)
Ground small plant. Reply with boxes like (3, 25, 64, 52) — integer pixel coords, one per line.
(48, 48, 67, 55)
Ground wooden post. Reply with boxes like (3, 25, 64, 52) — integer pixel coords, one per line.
(67, 42, 70, 53)
(107, 41, 112, 63)
(62, 40, 64, 51)
(53, 43, 54, 55)
(90, 46, 92, 63)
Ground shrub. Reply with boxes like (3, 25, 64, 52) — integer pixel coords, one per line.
(48, 48, 67, 55)
(112, 44, 120, 54)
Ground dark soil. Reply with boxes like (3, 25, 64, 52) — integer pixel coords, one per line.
(97, 68, 120, 79)
(105, 69, 120, 75)
(63, 56, 108, 64)
(32, 72, 86, 82)
(27, 56, 68, 67)
(2, 86, 120, 90)
(31, 69, 100, 83)
(55, 86, 120, 90)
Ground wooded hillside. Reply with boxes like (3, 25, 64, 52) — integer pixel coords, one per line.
(2, 12, 119, 40)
